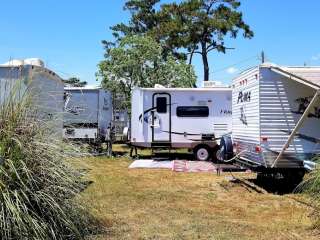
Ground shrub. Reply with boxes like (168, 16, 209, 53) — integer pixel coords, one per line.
(297, 155, 320, 229)
(0, 87, 94, 239)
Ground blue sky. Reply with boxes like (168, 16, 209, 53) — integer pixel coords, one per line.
(0, 1, 320, 86)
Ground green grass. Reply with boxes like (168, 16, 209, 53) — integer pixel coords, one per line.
(79, 155, 318, 240)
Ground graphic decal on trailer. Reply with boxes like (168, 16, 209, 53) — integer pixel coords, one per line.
(237, 91, 251, 103)
(236, 90, 250, 125)
(64, 92, 86, 115)
(220, 109, 232, 115)
(239, 106, 248, 125)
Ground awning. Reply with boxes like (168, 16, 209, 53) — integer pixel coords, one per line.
(269, 66, 320, 90)
(268, 66, 320, 168)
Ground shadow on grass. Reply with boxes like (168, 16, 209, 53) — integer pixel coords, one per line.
(250, 177, 299, 195)
(227, 176, 299, 195)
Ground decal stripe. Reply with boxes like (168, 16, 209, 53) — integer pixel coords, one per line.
(138, 103, 176, 121)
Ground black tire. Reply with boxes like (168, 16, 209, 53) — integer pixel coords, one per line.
(219, 135, 234, 161)
(193, 145, 211, 161)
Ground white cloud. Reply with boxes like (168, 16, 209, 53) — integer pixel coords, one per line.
(226, 67, 238, 74)
(311, 54, 320, 61)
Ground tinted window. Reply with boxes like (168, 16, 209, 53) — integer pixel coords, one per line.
(156, 97, 167, 113)
(176, 106, 209, 117)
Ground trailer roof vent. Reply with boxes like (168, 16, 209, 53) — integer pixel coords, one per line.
(24, 58, 44, 67)
(2, 58, 44, 68)
(154, 84, 166, 88)
(2, 59, 24, 66)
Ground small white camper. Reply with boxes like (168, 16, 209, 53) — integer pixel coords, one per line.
(63, 87, 113, 147)
(0, 59, 64, 134)
(130, 87, 232, 161)
(220, 63, 320, 182)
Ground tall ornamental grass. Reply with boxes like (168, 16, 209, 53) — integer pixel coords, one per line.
(297, 155, 320, 229)
(0, 87, 94, 239)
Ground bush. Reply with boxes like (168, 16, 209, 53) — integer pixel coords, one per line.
(297, 156, 320, 229)
(0, 88, 94, 239)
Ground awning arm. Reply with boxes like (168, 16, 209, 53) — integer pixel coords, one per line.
(272, 89, 320, 168)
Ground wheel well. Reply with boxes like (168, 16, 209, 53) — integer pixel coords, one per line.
(193, 144, 211, 152)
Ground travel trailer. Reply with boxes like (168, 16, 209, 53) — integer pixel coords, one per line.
(63, 87, 113, 149)
(219, 63, 320, 183)
(130, 87, 232, 161)
(0, 58, 64, 134)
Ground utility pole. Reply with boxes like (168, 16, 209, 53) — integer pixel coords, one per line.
(261, 51, 265, 64)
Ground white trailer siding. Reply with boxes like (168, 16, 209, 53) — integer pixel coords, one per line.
(232, 67, 264, 165)
(233, 64, 320, 169)
(0, 65, 64, 135)
(63, 88, 112, 140)
(131, 88, 145, 144)
(131, 88, 232, 149)
(64, 90, 101, 124)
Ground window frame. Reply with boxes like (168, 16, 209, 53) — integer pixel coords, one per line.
(176, 106, 209, 118)
(156, 97, 168, 113)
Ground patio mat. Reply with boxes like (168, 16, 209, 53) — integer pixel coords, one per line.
(129, 159, 216, 173)
(172, 160, 216, 173)
(128, 160, 173, 169)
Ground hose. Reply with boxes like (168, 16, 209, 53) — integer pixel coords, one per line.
(218, 150, 248, 163)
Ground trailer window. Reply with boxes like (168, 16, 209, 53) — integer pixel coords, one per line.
(156, 97, 167, 113)
(176, 106, 209, 117)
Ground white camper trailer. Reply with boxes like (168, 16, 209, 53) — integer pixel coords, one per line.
(130, 87, 232, 161)
(0, 59, 64, 134)
(220, 63, 320, 182)
(63, 87, 113, 146)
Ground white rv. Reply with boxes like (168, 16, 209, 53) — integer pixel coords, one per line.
(63, 87, 113, 146)
(130, 87, 232, 161)
(221, 63, 320, 182)
(0, 59, 64, 134)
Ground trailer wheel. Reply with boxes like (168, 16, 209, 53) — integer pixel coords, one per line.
(194, 145, 211, 161)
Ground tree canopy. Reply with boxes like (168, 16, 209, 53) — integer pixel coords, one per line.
(97, 35, 196, 109)
(63, 77, 87, 87)
(105, 0, 253, 81)
(160, 0, 254, 80)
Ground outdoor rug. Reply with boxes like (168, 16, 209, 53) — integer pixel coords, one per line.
(129, 159, 217, 173)
(128, 160, 173, 169)
(172, 160, 216, 173)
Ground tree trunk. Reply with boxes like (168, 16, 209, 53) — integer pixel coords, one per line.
(201, 42, 209, 81)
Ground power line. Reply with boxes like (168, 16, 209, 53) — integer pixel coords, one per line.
(210, 55, 260, 74)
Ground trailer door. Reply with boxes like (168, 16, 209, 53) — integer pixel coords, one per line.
(152, 93, 171, 145)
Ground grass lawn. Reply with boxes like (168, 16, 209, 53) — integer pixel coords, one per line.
(77, 150, 318, 240)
